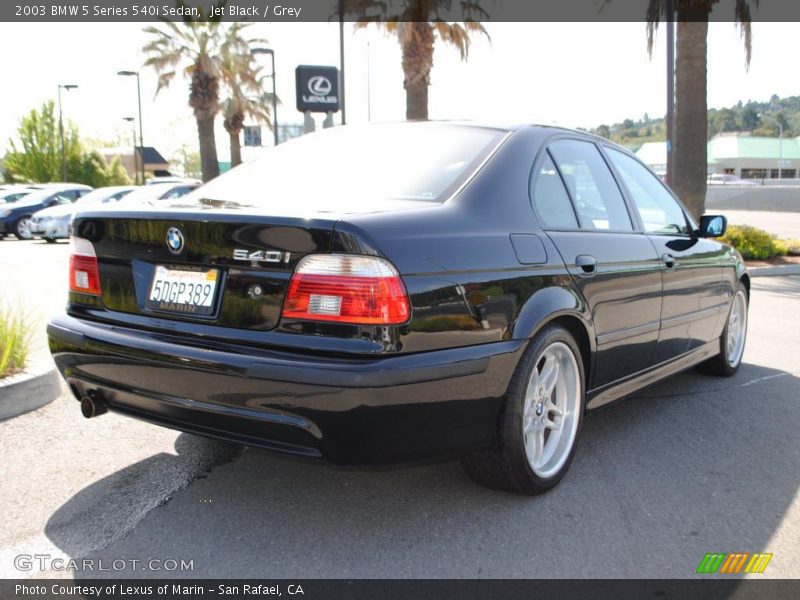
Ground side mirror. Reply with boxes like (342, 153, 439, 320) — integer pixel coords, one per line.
(698, 215, 727, 238)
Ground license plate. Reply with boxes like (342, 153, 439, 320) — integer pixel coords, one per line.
(145, 265, 220, 316)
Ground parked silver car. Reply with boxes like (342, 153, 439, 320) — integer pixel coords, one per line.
(30, 186, 136, 241)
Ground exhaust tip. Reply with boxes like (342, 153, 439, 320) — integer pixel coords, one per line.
(80, 394, 107, 419)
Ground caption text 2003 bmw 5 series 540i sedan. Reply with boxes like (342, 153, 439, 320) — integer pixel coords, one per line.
(47, 122, 748, 495)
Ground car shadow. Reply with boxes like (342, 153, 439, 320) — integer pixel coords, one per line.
(46, 362, 799, 578)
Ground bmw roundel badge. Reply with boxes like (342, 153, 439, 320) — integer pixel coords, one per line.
(166, 227, 185, 254)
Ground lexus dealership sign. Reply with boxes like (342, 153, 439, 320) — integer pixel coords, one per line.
(295, 65, 340, 113)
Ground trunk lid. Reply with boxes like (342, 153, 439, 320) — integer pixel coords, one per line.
(73, 203, 339, 332)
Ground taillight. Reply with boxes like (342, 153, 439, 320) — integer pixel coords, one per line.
(282, 254, 410, 325)
(69, 237, 101, 296)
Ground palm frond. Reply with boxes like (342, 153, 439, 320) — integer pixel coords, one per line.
(735, 0, 758, 68)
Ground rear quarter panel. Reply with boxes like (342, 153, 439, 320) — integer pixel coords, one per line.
(337, 127, 595, 355)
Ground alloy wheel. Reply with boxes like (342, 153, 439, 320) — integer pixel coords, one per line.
(15, 218, 33, 240)
(726, 289, 748, 368)
(522, 341, 582, 478)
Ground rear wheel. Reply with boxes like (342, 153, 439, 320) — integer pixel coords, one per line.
(462, 324, 585, 495)
(699, 282, 749, 377)
(44, 237, 56, 244)
(14, 217, 33, 240)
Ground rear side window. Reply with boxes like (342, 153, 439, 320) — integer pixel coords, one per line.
(605, 148, 690, 235)
(549, 140, 633, 231)
(531, 153, 578, 229)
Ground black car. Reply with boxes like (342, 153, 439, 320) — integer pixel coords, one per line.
(0, 184, 92, 239)
(48, 123, 748, 495)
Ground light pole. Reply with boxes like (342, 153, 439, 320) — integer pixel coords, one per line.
(117, 70, 145, 184)
(251, 48, 279, 146)
(57, 84, 78, 182)
(122, 117, 138, 185)
(759, 112, 785, 180)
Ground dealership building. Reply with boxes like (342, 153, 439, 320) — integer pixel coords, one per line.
(636, 133, 800, 180)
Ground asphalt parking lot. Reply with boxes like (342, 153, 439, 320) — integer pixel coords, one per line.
(1, 238, 799, 579)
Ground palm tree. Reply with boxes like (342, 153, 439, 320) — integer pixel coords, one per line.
(142, 18, 263, 181)
(220, 51, 276, 168)
(351, 2, 489, 120)
(646, 0, 756, 219)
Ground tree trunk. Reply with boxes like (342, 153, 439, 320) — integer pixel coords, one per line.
(673, 13, 710, 221)
(196, 113, 219, 182)
(229, 130, 242, 168)
(405, 80, 429, 120)
(401, 22, 434, 120)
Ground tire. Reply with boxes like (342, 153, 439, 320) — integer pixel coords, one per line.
(698, 281, 749, 377)
(44, 237, 56, 244)
(14, 217, 33, 240)
(462, 323, 586, 495)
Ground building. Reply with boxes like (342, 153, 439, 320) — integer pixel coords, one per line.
(99, 146, 172, 182)
(707, 134, 800, 179)
(635, 134, 800, 180)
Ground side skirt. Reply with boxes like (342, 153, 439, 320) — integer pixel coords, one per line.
(586, 339, 720, 410)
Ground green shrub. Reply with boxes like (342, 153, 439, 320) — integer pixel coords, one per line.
(784, 239, 800, 256)
(719, 225, 788, 260)
(0, 306, 31, 379)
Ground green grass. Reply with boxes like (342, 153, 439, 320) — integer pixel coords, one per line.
(0, 306, 31, 379)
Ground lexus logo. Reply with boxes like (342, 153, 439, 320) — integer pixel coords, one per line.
(166, 227, 184, 254)
(307, 76, 332, 97)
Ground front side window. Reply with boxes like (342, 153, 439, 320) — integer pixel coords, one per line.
(605, 148, 690, 235)
(548, 139, 633, 231)
(531, 153, 578, 229)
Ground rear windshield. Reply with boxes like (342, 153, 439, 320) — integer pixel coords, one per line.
(193, 124, 505, 207)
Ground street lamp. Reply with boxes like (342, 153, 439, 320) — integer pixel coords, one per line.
(57, 84, 78, 182)
(122, 117, 138, 185)
(117, 70, 145, 184)
(251, 48, 279, 146)
(758, 112, 785, 180)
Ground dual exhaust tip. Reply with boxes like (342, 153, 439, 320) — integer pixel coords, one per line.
(80, 393, 108, 419)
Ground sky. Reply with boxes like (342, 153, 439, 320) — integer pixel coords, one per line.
(0, 21, 798, 166)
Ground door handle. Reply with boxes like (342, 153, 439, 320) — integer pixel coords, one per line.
(575, 255, 597, 275)
(661, 253, 676, 269)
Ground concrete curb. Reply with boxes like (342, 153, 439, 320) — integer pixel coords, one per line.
(0, 362, 62, 421)
(748, 264, 800, 278)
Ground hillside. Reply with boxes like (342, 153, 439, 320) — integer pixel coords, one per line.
(589, 94, 800, 151)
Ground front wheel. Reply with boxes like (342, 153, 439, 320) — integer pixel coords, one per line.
(699, 282, 749, 377)
(14, 217, 33, 240)
(462, 324, 585, 495)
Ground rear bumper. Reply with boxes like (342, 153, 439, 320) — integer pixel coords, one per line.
(48, 314, 523, 465)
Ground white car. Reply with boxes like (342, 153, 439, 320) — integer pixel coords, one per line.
(115, 181, 200, 206)
(0, 188, 35, 204)
(707, 173, 759, 186)
(30, 186, 136, 241)
(146, 176, 201, 186)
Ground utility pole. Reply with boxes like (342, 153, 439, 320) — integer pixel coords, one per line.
(665, 0, 675, 188)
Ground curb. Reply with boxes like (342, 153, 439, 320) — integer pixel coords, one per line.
(747, 264, 800, 278)
(0, 363, 62, 421)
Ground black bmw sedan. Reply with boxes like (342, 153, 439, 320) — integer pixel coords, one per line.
(48, 123, 748, 495)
